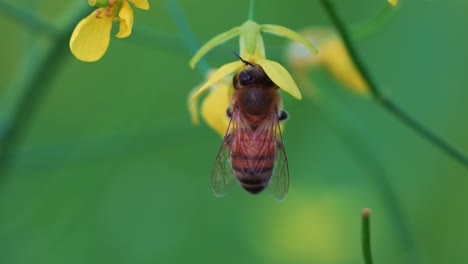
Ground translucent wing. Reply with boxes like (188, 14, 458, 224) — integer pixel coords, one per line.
(211, 108, 238, 197)
(267, 110, 290, 200)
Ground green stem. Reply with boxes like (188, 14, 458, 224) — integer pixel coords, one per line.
(248, 0, 255, 20)
(351, 3, 397, 40)
(0, 1, 41, 138)
(362, 209, 373, 264)
(319, 0, 468, 169)
(313, 93, 420, 264)
(163, 0, 210, 75)
(131, 24, 186, 53)
(0, 1, 60, 37)
(0, 3, 92, 178)
(5, 120, 189, 172)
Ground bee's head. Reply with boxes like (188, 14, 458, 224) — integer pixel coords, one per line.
(232, 51, 275, 89)
(233, 64, 275, 89)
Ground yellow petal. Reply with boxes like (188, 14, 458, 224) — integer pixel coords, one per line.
(322, 37, 368, 94)
(188, 84, 201, 125)
(129, 0, 149, 10)
(116, 0, 134, 38)
(69, 9, 113, 62)
(191, 61, 244, 100)
(285, 28, 330, 68)
(256, 59, 302, 100)
(201, 83, 231, 137)
(189, 69, 218, 125)
(189, 26, 241, 68)
(285, 27, 368, 95)
(388, 0, 398, 6)
(261, 24, 318, 54)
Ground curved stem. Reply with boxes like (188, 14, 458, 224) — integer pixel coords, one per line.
(319, 0, 468, 169)
(0, 1, 60, 37)
(351, 3, 397, 40)
(0, 2, 41, 138)
(163, 0, 210, 75)
(131, 24, 185, 52)
(313, 91, 421, 264)
(0, 3, 92, 178)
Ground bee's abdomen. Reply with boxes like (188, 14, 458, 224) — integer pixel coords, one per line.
(231, 148, 276, 194)
(233, 165, 274, 194)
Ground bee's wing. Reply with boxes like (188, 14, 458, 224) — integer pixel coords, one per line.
(267, 111, 290, 201)
(211, 139, 235, 197)
(211, 108, 238, 197)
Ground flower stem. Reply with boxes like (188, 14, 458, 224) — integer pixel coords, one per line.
(0, 3, 92, 178)
(0, 1, 60, 37)
(0, 1, 41, 139)
(319, 0, 468, 169)
(248, 0, 255, 20)
(362, 209, 373, 264)
(313, 93, 421, 264)
(351, 3, 397, 40)
(163, 0, 210, 75)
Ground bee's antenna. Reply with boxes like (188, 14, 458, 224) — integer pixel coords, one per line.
(232, 51, 254, 66)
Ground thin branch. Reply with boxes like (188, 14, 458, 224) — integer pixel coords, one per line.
(0, 4, 92, 178)
(362, 209, 373, 264)
(0, 1, 60, 37)
(313, 95, 421, 264)
(163, 0, 211, 75)
(319, 0, 468, 169)
(351, 2, 398, 40)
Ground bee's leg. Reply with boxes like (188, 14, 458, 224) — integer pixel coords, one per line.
(278, 110, 288, 121)
(226, 108, 233, 117)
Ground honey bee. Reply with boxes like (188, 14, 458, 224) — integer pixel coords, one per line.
(212, 58, 290, 200)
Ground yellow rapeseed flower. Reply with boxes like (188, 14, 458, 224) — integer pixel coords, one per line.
(189, 20, 317, 136)
(388, 0, 398, 7)
(70, 0, 149, 62)
(286, 27, 368, 95)
(189, 70, 231, 136)
(286, 1, 398, 97)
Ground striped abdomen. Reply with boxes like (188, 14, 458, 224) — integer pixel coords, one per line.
(230, 126, 277, 194)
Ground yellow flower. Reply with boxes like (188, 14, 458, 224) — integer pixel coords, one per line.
(70, 0, 149, 62)
(286, 27, 368, 95)
(189, 70, 231, 136)
(388, 0, 398, 6)
(189, 20, 317, 136)
(286, 0, 398, 97)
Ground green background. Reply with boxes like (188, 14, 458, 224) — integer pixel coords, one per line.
(1, 0, 467, 263)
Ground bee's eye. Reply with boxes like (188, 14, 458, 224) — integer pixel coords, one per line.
(239, 71, 252, 84)
(264, 77, 274, 86)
